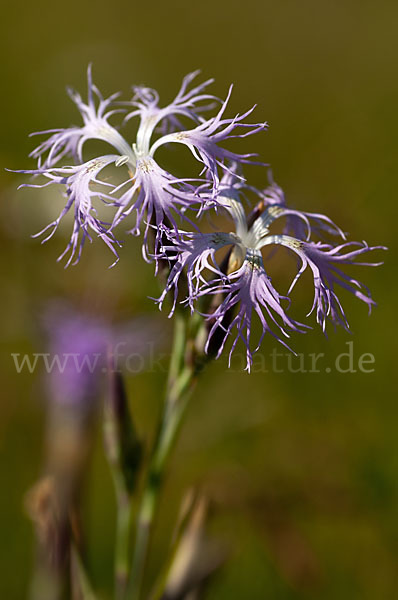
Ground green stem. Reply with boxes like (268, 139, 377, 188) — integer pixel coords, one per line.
(127, 313, 195, 600)
(166, 311, 187, 395)
(113, 474, 131, 600)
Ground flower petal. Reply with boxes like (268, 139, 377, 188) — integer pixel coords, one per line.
(198, 249, 307, 371)
(262, 235, 386, 331)
(17, 155, 122, 266)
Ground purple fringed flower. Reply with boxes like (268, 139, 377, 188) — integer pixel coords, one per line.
(16, 68, 269, 266)
(158, 186, 385, 369)
(156, 195, 307, 369)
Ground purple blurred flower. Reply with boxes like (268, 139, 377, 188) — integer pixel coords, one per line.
(44, 304, 164, 406)
(45, 309, 109, 408)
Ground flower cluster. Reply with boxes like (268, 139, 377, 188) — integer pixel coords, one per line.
(16, 67, 385, 370)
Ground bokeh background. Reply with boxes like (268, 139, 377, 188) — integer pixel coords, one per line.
(1, 1, 397, 598)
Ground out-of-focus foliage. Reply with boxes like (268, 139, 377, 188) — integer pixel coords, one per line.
(0, 1, 396, 598)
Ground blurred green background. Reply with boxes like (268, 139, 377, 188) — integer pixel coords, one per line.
(1, 0, 397, 598)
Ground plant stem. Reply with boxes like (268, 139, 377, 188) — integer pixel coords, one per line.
(127, 313, 196, 600)
(104, 363, 141, 600)
(114, 475, 131, 600)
